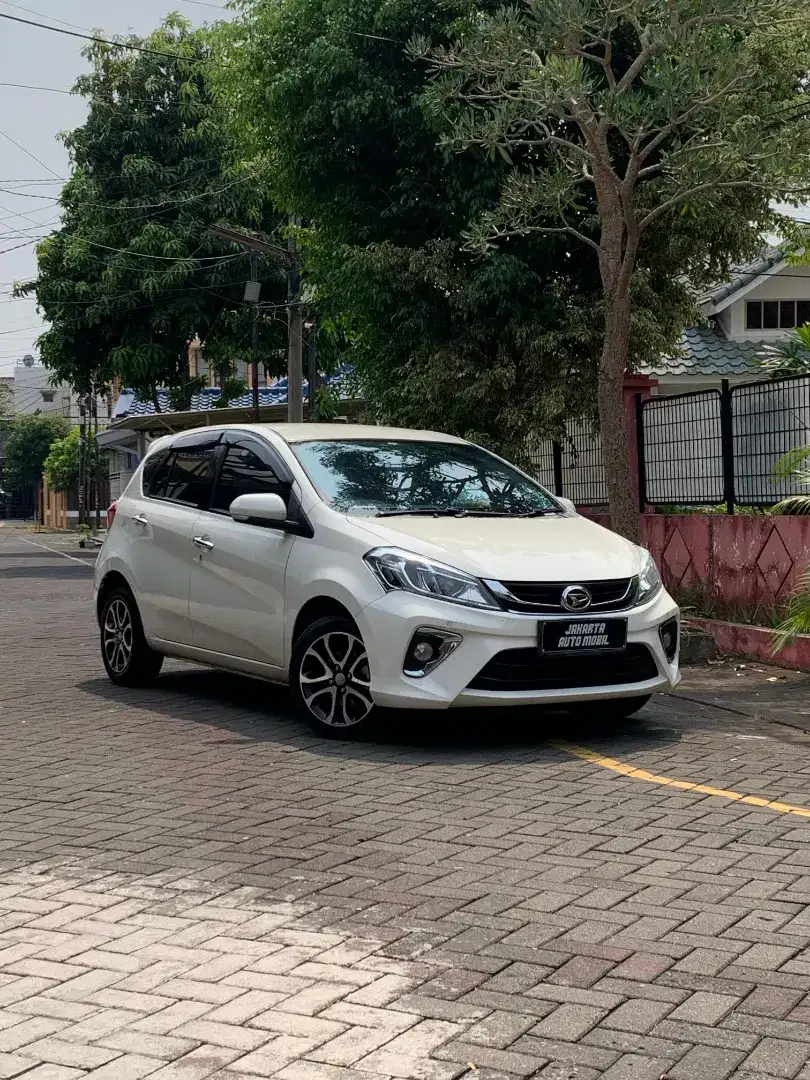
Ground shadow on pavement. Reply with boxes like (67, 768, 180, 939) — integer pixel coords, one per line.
(78, 664, 686, 762)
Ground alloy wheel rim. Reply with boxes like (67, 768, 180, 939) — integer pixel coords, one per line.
(300, 631, 373, 727)
(103, 597, 133, 675)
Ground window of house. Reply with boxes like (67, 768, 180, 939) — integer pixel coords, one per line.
(747, 300, 810, 330)
(210, 441, 288, 513)
(41, 391, 54, 403)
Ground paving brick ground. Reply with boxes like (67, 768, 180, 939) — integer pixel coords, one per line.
(6, 532, 810, 1079)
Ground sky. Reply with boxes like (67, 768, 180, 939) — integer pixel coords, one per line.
(0, 0, 231, 376)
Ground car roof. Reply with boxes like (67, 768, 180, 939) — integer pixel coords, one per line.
(151, 424, 468, 448)
(264, 424, 467, 445)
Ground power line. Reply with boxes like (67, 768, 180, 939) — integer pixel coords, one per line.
(0, 12, 205, 61)
(0, 238, 38, 255)
(0, 0, 91, 33)
(0, 128, 62, 181)
(0, 80, 225, 111)
(0, 187, 58, 201)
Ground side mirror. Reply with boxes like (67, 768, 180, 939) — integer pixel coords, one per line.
(230, 492, 288, 525)
(557, 497, 577, 514)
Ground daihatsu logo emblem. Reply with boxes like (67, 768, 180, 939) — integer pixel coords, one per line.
(562, 585, 592, 612)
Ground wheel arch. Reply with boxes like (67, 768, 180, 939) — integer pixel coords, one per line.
(292, 596, 358, 648)
(96, 570, 133, 626)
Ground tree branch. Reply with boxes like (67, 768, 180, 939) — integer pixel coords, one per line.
(615, 29, 656, 94)
(638, 180, 772, 230)
(484, 222, 601, 254)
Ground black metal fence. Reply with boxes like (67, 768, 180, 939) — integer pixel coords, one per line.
(527, 372, 810, 511)
(639, 373, 810, 511)
(528, 420, 607, 505)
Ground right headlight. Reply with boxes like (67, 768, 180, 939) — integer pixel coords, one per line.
(636, 549, 663, 605)
(364, 547, 500, 610)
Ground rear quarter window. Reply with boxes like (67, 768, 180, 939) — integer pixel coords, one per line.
(142, 450, 172, 498)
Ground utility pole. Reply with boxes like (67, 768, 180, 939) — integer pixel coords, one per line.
(287, 214, 304, 424)
(78, 396, 87, 528)
(250, 250, 260, 422)
(93, 393, 101, 532)
(208, 223, 306, 423)
(307, 320, 318, 420)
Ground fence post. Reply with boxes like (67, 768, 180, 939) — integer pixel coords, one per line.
(720, 378, 735, 515)
(635, 393, 647, 512)
(552, 440, 564, 496)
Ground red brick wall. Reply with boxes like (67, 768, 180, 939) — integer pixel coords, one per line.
(589, 514, 810, 604)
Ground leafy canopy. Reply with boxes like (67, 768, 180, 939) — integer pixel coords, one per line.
(3, 415, 71, 493)
(22, 15, 288, 408)
(43, 427, 107, 494)
(417, 0, 810, 536)
(215, 0, 614, 455)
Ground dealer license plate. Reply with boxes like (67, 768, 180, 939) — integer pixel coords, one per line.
(541, 619, 627, 652)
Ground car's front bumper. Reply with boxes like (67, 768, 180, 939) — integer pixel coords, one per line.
(357, 589, 680, 710)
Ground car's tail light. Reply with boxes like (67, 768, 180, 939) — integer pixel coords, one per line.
(107, 501, 118, 529)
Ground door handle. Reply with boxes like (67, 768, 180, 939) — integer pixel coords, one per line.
(132, 514, 148, 527)
(192, 535, 215, 551)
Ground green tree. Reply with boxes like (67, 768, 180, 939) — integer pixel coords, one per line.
(20, 15, 288, 408)
(214, 0, 614, 457)
(43, 427, 108, 494)
(418, 0, 810, 538)
(4, 415, 71, 494)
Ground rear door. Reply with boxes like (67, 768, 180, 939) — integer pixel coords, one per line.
(127, 432, 221, 646)
(187, 431, 297, 668)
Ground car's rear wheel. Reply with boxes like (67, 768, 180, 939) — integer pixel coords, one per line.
(100, 586, 163, 687)
(291, 616, 375, 738)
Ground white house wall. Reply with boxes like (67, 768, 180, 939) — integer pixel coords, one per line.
(726, 263, 810, 339)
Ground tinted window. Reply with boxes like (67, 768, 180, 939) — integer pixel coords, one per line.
(144, 451, 172, 498)
(211, 442, 288, 513)
(292, 440, 557, 516)
(163, 447, 217, 507)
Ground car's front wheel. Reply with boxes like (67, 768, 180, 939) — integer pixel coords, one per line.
(100, 586, 163, 687)
(291, 616, 375, 737)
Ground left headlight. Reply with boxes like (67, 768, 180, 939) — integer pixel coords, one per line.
(636, 548, 663, 605)
(364, 547, 500, 610)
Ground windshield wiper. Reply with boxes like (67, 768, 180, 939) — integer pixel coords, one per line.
(375, 508, 469, 518)
(517, 508, 558, 517)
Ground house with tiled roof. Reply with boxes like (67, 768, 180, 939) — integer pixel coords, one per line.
(642, 246, 810, 394)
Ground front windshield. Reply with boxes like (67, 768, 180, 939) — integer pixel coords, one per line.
(292, 439, 559, 517)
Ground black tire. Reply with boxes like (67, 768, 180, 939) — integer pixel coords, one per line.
(571, 693, 652, 719)
(290, 615, 375, 738)
(100, 585, 163, 687)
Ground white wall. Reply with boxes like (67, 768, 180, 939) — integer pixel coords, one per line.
(726, 264, 810, 340)
(12, 364, 110, 426)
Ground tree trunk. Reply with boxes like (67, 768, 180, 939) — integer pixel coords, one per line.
(599, 291, 641, 543)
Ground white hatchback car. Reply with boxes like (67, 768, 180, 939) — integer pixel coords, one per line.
(95, 423, 680, 737)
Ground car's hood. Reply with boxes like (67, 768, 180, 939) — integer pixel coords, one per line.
(351, 513, 642, 582)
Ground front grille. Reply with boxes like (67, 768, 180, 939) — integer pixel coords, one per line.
(493, 577, 636, 613)
(468, 644, 659, 693)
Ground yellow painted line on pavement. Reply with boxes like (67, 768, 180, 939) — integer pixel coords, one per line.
(552, 741, 810, 819)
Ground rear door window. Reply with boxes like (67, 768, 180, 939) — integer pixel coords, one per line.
(144, 433, 222, 508)
(164, 446, 218, 508)
(211, 439, 289, 513)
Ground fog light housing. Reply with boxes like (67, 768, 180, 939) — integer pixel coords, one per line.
(659, 617, 679, 662)
(404, 628, 462, 678)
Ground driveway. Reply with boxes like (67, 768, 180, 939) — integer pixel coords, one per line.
(3, 531, 810, 1080)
